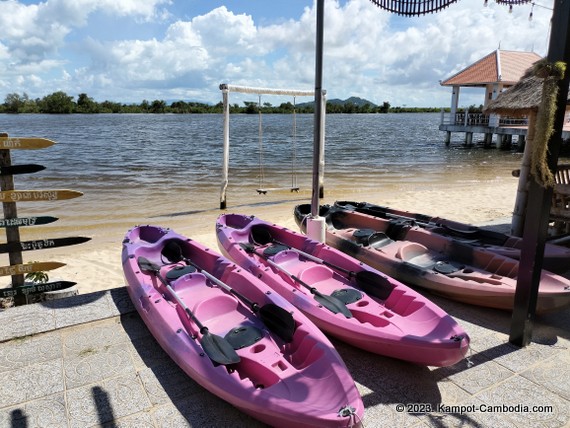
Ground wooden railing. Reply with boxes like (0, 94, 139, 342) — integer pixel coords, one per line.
(440, 111, 528, 127)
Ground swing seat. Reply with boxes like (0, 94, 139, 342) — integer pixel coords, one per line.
(256, 186, 301, 195)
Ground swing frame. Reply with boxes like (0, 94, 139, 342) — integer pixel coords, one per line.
(219, 83, 327, 209)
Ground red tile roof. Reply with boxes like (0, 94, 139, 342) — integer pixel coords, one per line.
(441, 50, 542, 87)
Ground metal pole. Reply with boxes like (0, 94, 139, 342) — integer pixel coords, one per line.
(319, 90, 326, 198)
(307, 0, 326, 242)
(311, 0, 324, 218)
(220, 84, 230, 209)
(509, 0, 570, 347)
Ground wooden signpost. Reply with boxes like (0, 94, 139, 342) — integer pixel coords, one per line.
(0, 133, 87, 305)
(0, 137, 55, 150)
(0, 261, 65, 277)
(0, 189, 83, 202)
(0, 216, 58, 228)
(0, 280, 76, 299)
(0, 164, 46, 176)
(0, 237, 91, 253)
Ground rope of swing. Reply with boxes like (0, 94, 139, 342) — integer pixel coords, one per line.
(258, 95, 265, 190)
(291, 96, 298, 191)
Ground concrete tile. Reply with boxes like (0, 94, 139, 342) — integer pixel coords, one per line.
(465, 330, 510, 354)
(475, 375, 570, 427)
(422, 396, 520, 428)
(0, 359, 63, 408)
(118, 311, 153, 341)
(150, 394, 266, 428)
(361, 402, 425, 428)
(0, 304, 55, 342)
(473, 333, 566, 374)
(138, 361, 203, 406)
(521, 350, 570, 401)
(0, 331, 62, 373)
(102, 411, 155, 428)
(48, 291, 117, 329)
(127, 335, 172, 371)
(63, 343, 136, 389)
(440, 359, 515, 395)
(107, 287, 136, 316)
(62, 317, 128, 358)
(66, 373, 151, 428)
(0, 393, 67, 428)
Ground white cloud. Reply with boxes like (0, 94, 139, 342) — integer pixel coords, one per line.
(0, 0, 554, 106)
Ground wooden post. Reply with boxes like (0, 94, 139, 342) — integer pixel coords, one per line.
(510, 113, 536, 237)
(0, 133, 25, 306)
(518, 134, 526, 152)
(509, 0, 570, 347)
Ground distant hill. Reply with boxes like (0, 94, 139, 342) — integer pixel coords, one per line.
(328, 97, 378, 107)
(297, 96, 377, 108)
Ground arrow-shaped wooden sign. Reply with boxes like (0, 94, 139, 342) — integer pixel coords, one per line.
(0, 190, 83, 202)
(0, 261, 65, 277)
(0, 137, 55, 150)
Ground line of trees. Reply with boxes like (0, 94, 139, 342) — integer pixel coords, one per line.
(1, 91, 447, 114)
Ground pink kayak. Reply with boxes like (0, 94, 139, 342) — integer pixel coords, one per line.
(334, 200, 570, 274)
(294, 204, 570, 314)
(122, 225, 363, 428)
(216, 213, 470, 367)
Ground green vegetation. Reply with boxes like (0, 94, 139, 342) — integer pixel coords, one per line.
(1, 91, 448, 114)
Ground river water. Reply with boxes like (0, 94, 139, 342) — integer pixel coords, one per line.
(0, 113, 537, 241)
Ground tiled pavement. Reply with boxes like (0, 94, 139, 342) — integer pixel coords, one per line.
(0, 285, 568, 428)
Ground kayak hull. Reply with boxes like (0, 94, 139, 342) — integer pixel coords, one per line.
(294, 204, 570, 314)
(334, 200, 570, 274)
(216, 214, 470, 367)
(122, 225, 364, 427)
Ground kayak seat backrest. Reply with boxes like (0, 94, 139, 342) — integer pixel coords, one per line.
(298, 265, 334, 285)
(385, 219, 412, 240)
(352, 229, 394, 248)
(396, 243, 429, 262)
(272, 250, 304, 275)
(368, 232, 394, 248)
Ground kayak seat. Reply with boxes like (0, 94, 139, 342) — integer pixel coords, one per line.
(193, 295, 241, 323)
(352, 229, 394, 248)
(298, 265, 334, 284)
(396, 243, 429, 262)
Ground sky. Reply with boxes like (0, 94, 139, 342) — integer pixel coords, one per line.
(0, 0, 555, 108)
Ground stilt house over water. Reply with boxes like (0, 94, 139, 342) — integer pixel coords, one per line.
(439, 49, 546, 147)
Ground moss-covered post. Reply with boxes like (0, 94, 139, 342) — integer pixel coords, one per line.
(509, 1, 570, 347)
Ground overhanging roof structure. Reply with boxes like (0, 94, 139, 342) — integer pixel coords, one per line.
(441, 50, 542, 87)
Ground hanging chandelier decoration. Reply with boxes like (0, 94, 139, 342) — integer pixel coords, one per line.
(368, 0, 533, 16)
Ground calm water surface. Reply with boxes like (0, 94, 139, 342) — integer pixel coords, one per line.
(0, 113, 538, 238)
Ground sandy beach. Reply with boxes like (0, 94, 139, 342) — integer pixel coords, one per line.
(27, 176, 517, 296)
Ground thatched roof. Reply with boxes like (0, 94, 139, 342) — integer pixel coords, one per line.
(483, 71, 543, 117)
(484, 60, 568, 117)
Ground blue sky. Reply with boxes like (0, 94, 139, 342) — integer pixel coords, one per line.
(0, 0, 553, 107)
